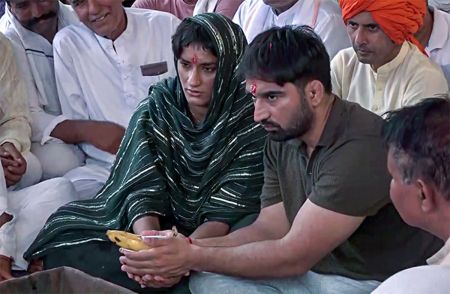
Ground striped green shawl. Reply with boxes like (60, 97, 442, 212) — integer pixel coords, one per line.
(25, 13, 266, 260)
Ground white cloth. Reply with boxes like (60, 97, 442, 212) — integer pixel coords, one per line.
(427, 237, 450, 267)
(45, 8, 179, 192)
(0, 175, 78, 270)
(427, 8, 450, 88)
(331, 42, 449, 115)
(0, 4, 85, 179)
(232, 0, 350, 58)
(0, 3, 79, 142)
(430, 0, 450, 12)
(371, 265, 450, 294)
(193, 0, 219, 15)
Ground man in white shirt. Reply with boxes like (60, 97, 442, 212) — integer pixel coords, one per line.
(232, 0, 350, 58)
(372, 97, 450, 294)
(0, 0, 85, 180)
(0, 32, 78, 282)
(332, 0, 448, 116)
(47, 0, 180, 199)
(415, 3, 450, 87)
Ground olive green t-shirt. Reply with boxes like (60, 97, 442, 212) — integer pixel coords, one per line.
(260, 98, 442, 281)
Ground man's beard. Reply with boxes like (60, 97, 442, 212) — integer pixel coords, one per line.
(264, 97, 313, 142)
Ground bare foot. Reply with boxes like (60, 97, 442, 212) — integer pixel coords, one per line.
(0, 212, 13, 229)
(28, 259, 44, 273)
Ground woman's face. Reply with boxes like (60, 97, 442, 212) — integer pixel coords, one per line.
(178, 44, 218, 110)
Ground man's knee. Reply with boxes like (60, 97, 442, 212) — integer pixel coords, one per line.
(17, 152, 42, 189)
(31, 142, 85, 180)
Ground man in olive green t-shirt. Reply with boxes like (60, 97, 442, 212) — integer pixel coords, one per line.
(118, 26, 442, 294)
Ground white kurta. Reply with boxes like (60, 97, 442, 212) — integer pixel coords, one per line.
(427, 8, 450, 87)
(0, 172, 78, 270)
(331, 42, 449, 115)
(1, 4, 85, 180)
(44, 8, 180, 197)
(0, 3, 79, 142)
(232, 0, 350, 58)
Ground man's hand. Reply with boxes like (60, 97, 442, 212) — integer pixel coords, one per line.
(0, 255, 13, 281)
(119, 233, 193, 278)
(0, 143, 26, 187)
(85, 122, 125, 154)
(141, 274, 183, 288)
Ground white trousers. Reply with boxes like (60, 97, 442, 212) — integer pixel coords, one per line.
(31, 142, 85, 180)
(0, 174, 78, 270)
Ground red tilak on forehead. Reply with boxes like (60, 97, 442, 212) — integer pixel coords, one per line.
(192, 54, 198, 65)
(250, 83, 257, 95)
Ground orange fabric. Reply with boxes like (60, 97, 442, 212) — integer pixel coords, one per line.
(339, 0, 426, 53)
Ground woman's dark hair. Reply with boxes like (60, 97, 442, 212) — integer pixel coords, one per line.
(172, 18, 217, 59)
(239, 25, 332, 93)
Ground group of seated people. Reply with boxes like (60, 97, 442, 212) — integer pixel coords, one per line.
(0, 0, 449, 293)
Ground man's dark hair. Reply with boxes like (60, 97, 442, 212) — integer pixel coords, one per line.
(383, 97, 450, 200)
(239, 25, 332, 93)
(172, 18, 217, 59)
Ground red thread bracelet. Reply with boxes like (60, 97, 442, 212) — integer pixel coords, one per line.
(186, 237, 193, 244)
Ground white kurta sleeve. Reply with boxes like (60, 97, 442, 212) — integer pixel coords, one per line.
(41, 33, 90, 144)
(0, 36, 31, 153)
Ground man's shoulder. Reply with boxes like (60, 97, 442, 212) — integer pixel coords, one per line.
(317, 0, 343, 17)
(2, 26, 20, 45)
(53, 23, 92, 49)
(331, 47, 361, 72)
(338, 99, 384, 133)
(126, 7, 180, 25)
(234, 0, 262, 16)
(402, 43, 447, 79)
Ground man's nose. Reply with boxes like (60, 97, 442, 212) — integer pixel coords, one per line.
(354, 27, 368, 46)
(30, 2, 45, 19)
(253, 99, 269, 123)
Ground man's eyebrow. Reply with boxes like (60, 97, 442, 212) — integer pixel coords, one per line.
(249, 90, 284, 96)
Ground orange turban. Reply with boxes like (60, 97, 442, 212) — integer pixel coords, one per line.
(339, 0, 426, 53)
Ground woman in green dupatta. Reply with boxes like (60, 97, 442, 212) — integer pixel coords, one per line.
(24, 13, 265, 292)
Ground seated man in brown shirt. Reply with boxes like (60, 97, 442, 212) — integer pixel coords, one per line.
(119, 26, 442, 294)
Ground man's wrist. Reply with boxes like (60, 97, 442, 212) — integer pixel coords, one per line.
(187, 244, 204, 272)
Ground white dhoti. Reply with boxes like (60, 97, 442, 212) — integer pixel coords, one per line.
(63, 160, 110, 200)
(0, 172, 79, 270)
(31, 142, 85, 180)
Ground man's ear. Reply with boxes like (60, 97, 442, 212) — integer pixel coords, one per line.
(305, 80, 325, 107)
(417, 179, 437, 213)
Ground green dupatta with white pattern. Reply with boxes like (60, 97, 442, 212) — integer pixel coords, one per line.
(25, 13, 266, 260)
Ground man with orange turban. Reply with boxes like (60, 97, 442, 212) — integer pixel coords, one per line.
(331, 0, 448, 116)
